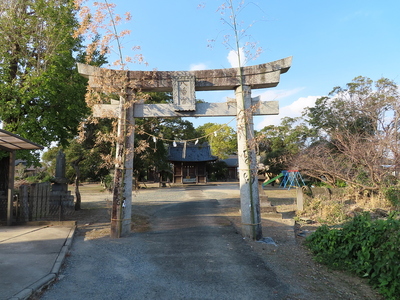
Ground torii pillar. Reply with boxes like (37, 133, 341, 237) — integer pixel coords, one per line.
(78, 56, 292, 239)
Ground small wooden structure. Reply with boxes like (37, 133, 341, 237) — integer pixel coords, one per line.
(221, 155, 239, 181)
(0, 129, 43, 225)
(168, 143, 217, 184)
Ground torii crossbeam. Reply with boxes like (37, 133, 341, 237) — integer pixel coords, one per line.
(78, 56, 292, 239)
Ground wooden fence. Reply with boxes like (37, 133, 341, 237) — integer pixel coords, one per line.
(16, 182, 74, 222)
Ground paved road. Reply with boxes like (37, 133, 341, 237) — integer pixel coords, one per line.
(40, 185, 294, 299)
(0, 225, 74, 300)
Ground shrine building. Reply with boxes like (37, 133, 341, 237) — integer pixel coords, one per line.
(168, 143, 217, 184)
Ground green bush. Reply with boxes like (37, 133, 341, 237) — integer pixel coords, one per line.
(383, 187, 400, 207)
(306, 212, 400, 300)
(101, 174, 114, 192)
(25, 172, 53, 184)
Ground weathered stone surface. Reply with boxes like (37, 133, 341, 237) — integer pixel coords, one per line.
(172, 74, 196, 111)
(310, 187, 332, 200)
(77, 56, 292, 92)
(261, 206, 278, 213)
(261, 212, 282, 219)
(92, 101, 279, 118)
(53, 150, 68, 192)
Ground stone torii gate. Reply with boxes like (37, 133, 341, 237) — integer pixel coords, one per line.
(78, 56, 292, 239)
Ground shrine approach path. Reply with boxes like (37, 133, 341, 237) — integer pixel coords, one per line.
(39, 184, 381, 300)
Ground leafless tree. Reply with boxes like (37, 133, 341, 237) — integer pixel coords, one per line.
(290, 76, 400, 195)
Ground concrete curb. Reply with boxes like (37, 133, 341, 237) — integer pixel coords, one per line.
(8, 224, 76, 300)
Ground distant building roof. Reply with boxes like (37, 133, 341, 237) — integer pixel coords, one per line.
(221, 155, 238, 167)
(168, 142, 218, 162)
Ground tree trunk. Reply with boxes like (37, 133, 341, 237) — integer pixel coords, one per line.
(71, 157, 84, 211)
(74, 174, 81, 211)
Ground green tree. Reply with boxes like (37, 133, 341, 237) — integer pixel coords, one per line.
(197, 123, 237, 159)
(304, 76, 397, 137)
(0, 0, 90, 157)
(207, 160, 228, 182)
(257, 117, 316, 175)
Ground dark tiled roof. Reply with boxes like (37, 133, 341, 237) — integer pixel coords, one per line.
(222, 155, 238, 167)
(168, 142, 218, 162)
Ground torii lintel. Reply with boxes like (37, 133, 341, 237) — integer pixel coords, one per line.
(77, 56, 292, 92)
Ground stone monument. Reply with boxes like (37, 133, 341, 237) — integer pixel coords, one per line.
(51, 150, 73, 209)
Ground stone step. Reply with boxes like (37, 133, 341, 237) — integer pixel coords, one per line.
(261, 212, 283, 219)
(260, 206, 277, 213)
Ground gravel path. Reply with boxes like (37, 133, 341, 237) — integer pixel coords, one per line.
(40, 185, 293, 299)
(38, 184, 382, 300)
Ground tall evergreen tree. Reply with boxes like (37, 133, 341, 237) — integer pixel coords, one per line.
(0, 0, 90, 156)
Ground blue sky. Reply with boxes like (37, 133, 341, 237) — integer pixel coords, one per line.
(89, 0, 400, 130)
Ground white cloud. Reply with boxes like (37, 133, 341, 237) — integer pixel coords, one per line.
(341, 10, 380, 22)
(257, 88, 305, 101)
(255, 95, 319, 129)
(227, 48, 246, 68)
(189, 63, 208, 71)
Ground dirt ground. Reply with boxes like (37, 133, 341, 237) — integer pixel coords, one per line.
(66, 183, 384, 300)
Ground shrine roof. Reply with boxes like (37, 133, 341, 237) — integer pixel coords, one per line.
(0, 129, 43, 151)
(168, 143, 218, 162)
(221, 155, 238, 167)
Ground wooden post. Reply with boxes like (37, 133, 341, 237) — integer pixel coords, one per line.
(296, 187, 304, 211)
(31, 184, 38, 221)
(44, 182, 50, 217)
(19, 185, 29, 222)
(236, 85, 262, 240)
(7, 150, 15, 226)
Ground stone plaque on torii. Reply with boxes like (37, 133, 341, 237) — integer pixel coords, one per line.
(78, 56, 292, 239)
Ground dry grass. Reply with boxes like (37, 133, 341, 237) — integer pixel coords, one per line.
(69, 183, 108, 195)
(295, 189, 395, 226)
